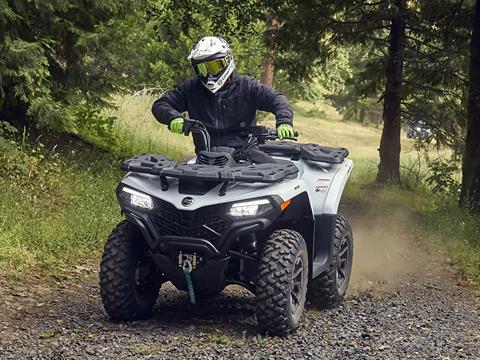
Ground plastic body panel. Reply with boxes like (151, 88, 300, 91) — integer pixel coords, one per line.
(117, 141, 354, 290)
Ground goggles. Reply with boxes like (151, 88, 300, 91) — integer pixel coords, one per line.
(193, 57, 228, 78)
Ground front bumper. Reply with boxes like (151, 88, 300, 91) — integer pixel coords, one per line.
(120, 194, 281, 294)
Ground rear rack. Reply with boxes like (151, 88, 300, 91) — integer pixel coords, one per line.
(259, 142, 349, 163)
(121, 154, 299, 195)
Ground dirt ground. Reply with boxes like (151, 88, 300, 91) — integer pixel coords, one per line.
(0, 200, 479, 359)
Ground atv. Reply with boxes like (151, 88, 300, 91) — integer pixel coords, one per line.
(100, 120, 354, 335)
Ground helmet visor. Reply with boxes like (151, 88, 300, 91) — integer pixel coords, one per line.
(193, 58, 228, 78)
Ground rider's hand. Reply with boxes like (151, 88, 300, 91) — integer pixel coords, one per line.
(168, 118, 184, 134)
(276, 124, 295, 140)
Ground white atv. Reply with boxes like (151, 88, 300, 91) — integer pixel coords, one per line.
(100, 120, 354, 336)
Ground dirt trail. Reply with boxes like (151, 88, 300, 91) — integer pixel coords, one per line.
(342, 199, 433, 293)
(0, 201, 479, 359)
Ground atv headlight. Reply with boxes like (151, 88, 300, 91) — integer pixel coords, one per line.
(228, 199, 273, 218)
(121, 187, 154, 210)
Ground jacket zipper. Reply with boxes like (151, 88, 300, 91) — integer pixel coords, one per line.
(214, 93, 220, 143)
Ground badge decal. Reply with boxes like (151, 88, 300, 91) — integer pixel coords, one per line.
(181, 197, 194, 207)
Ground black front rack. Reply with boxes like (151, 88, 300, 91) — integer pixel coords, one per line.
(121, 154, 299, 195)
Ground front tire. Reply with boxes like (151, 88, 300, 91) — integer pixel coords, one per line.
(308, 215, 353, 308)
(100, 220, 162, 321)
(256, 229, 308, 336)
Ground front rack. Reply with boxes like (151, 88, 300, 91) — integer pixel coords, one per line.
(121, 154, 299, 195)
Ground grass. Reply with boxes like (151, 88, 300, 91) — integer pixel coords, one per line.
(0, 138, 122, 278)
(0, 94, 193, 279)
(103, 93, 193, 160)
(39, 327, 62, 339)
(0, 94, 477, 286)
(134, 345, 165, 356)
(203, 328, 246, 348)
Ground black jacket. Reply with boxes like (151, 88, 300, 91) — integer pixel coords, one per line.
(151, 73, 293, 151)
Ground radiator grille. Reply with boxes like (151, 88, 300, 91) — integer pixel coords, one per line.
(152, 202, 230, 245)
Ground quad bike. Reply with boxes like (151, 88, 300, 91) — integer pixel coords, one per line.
(100, 120, 354, 336)
(406, 121, 431, 140)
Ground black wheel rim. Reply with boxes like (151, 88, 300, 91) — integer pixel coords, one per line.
(336, 235, 350, 289)
(291, 256, 304, 315)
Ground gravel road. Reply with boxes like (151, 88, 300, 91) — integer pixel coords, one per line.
(1, 202, 479, 359)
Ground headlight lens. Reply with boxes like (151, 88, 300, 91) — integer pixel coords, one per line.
(121, 187, 154, 209)
(228, 199, 273, 217)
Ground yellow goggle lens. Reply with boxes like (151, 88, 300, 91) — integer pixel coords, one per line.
(194, 58, 227, 77)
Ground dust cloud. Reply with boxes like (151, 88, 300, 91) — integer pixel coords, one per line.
(341, 200, 431, 295)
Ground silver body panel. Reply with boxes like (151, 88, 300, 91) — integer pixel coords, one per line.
(121, 155, 354, 215)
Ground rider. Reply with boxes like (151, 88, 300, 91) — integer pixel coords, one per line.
(151, 36, 294, 163)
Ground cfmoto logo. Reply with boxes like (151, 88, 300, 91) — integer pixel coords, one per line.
(181, 197, 194, 207)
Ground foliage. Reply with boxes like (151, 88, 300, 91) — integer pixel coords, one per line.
(0, 0, 134, 131)
(425, 158, 461, 194)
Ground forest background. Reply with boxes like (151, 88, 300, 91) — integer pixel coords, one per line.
(0, 0, 479, 285)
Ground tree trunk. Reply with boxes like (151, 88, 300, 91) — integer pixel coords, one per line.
(460, 0, 480, 211)
(360, 108, 366, 124)
(375, 0, 407, 184)
(260, 13, 278, 87)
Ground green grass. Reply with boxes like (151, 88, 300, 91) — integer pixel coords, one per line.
(0, 94, 477, 286)
(0, 139, 122, 278)
(103, 93, 193, 160)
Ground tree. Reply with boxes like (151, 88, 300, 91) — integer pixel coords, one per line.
(260, 12, 278, 87)
(460, 0, 480, 211)
(376, 0, 406, 184)
(0, 0, 134, 132)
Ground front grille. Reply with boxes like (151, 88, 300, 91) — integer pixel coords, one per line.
(151, 202, 230, 245)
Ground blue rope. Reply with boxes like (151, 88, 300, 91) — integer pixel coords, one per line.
(183, 260, 196, 305)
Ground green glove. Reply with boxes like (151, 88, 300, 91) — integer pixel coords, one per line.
(168, 117, 184, 134)
(277, 123, 295, 140)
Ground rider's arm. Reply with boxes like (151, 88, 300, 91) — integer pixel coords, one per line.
(151, 81, 188, 125)
(252, 79, 294, 127)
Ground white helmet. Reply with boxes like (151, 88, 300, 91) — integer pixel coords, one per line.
(188, 36, 236, 93)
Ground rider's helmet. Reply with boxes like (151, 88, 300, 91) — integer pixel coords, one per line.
(188, 36, 235, 93)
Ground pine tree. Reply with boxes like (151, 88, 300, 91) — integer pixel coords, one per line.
(0, 0, 133, 132)
(460, 0, 480, 211)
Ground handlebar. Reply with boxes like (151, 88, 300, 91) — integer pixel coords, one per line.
(182, 119, 298, 152)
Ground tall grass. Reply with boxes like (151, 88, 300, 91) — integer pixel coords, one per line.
(0, 142, 122, 278)
(104, 93, 193, 160)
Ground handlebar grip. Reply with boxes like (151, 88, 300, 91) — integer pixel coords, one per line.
(281, 130, 299, 140)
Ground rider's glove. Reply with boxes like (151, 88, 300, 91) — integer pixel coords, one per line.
(277, 123, 295, 140)
(168, 117, 184, 134)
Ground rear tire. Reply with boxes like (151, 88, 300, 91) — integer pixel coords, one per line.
(100, 220, 162, 321)
(307, 215, 353, 308)
(256, 229, 308, 336)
